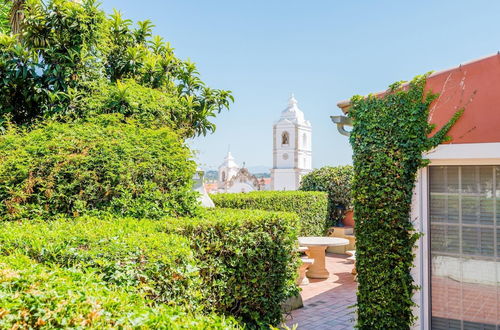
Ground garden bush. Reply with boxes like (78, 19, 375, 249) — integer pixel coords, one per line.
(211, 191, 328, 236)
(0, 215, 201, 308)
(299, 165, 353, 226)
(0, 254, 238, 329)
(0, 114, 199, 220)
(0, 209, 300, 328)
(165, 208, 300, 328)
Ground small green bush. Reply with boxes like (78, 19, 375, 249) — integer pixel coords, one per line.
(211, 191, 328, 236)
(0, 254, 238, 329)
(300, 165, 354, 226)
(0, 114, 198, 220)
(0, 216, 201, 308)
(165, 208, 300, 328)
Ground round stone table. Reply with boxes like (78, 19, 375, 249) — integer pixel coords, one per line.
(298, 237, 349, 279)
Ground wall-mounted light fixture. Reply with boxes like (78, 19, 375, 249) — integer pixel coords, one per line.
(330, 115, 352, 137)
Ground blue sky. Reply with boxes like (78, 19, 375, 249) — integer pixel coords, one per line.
(101, 0, 500, 171)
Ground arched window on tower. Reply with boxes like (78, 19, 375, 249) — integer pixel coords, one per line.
(281, 131, 289, 145)
(221, 171, 226, 181)
(303, 133, 307, 148)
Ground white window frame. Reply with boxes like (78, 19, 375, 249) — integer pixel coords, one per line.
(412, 142, 500, 330)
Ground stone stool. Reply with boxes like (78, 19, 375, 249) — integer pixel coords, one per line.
(297, 257, 314, 286)
(346, 250, 357, 280)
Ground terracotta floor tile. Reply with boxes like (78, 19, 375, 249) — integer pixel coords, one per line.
(285, 253, 357, 329)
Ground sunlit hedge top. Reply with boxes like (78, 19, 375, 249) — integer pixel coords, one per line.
(211, 191, 329, 236)
(0, 114, 199, 220)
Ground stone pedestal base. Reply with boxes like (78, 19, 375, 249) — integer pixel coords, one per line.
(305, 246, 329, 279)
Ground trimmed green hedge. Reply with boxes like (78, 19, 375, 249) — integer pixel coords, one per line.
(0, 216, 201, 308)
(165, 208, 300, 328)
(211, 191, 329, 236)
(0, 209, 299, 328)
(0, 114, 198, 221)
(0, 254, 238, 329)
(300, 165, 353, 226)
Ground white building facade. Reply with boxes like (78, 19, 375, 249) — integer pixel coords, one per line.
(271, 95, 312, 191)
(216, 151, 268, 193)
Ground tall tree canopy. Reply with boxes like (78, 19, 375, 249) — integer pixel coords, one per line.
(0, 0, 232, 137)
(0, 2, 11, 33)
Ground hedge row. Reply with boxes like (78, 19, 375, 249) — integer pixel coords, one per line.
(0, 209, 300, 328)
(166, 209, 300, 327)
(211, 191, 329, 236)
(0, 216, 201, 308)
(0, 254, 237, 329)
(0, 114, 199, 221)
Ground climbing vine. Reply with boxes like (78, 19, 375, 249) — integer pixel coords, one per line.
(348, 74, 462, 329)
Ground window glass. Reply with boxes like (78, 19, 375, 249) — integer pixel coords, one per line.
(430, 166, 500, 329)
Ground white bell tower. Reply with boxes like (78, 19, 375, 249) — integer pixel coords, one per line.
(271, 94, 312, 191)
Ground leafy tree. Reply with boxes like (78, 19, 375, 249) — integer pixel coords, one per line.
(0, 0, 105, 126)
(1, 0, 22, 34)
(0, 2, 10, 33)
(300, 165, 353, 225)
(0, 0, 232, 137)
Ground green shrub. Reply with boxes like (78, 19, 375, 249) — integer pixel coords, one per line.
(211, 191, 328, 236)
(0, 114, 198, 220)
(0, 254, 239, 329)
(165, 208, 300, 328)
(0, 209, 300, 328)
(299, 165, 354, 226)
(0, 215, 201, 308)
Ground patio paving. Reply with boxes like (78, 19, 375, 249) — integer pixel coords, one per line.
(284, 253, 357, 330)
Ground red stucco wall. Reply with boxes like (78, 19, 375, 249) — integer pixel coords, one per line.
(426, 54, 500, 144)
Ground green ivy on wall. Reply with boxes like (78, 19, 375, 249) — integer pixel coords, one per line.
(349, 74, 462, 329)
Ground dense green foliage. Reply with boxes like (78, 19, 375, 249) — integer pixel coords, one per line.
(0, 2, 9, 33)
(300, 165, 353, 225)
(0, 209, 299, 328)
(349, 75, 463, 329)
(0, 216, 201, 307)
(0, 1, 303, 328)
(166, 209, 300, 328)
(0, 0, 232, 137)
(212, 191, 329, 236)
(0, 114, 198, 220)
(0, 255, 238, 329)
